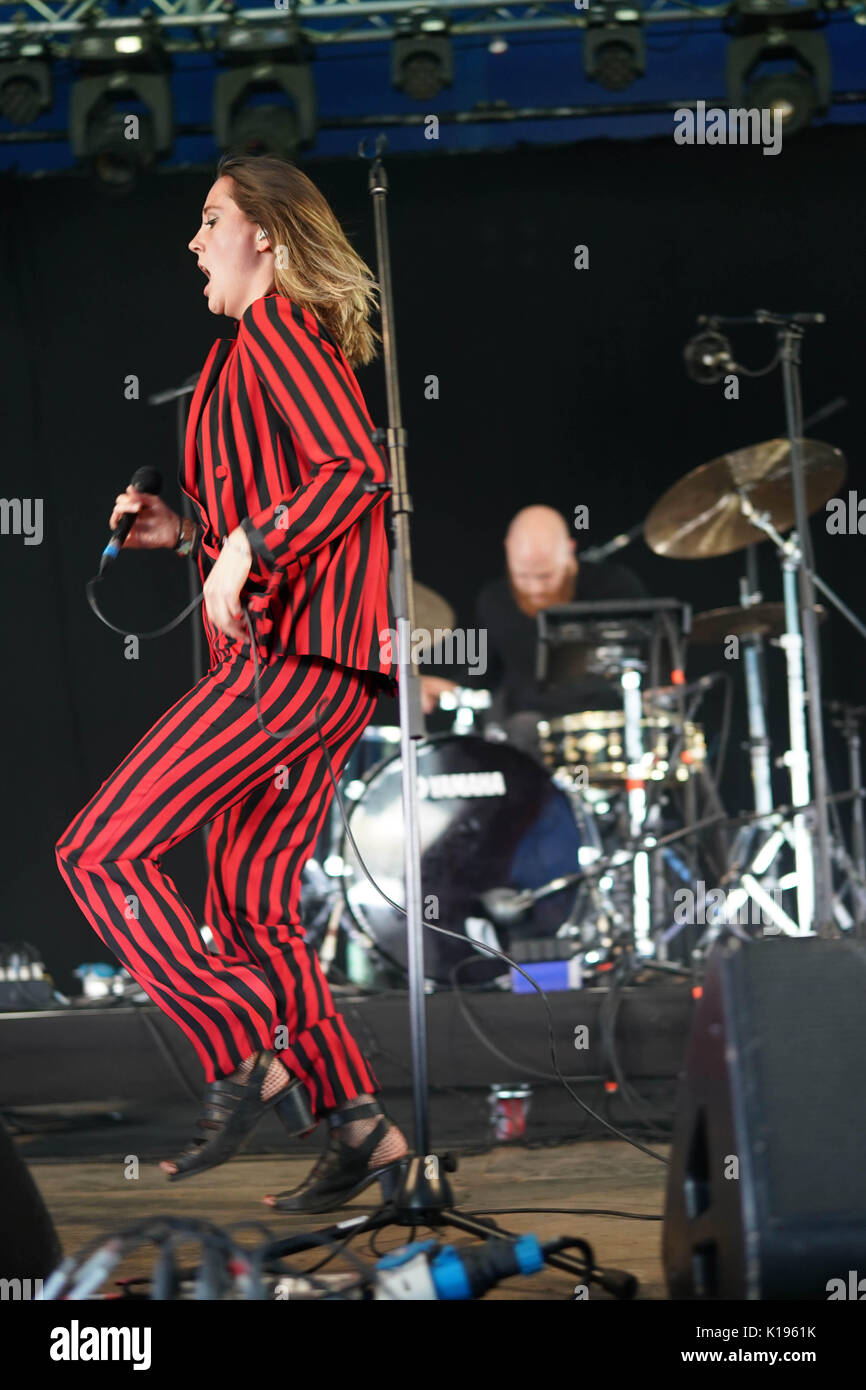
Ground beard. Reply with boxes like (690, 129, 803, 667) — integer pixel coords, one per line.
(509, 561, 578, 617)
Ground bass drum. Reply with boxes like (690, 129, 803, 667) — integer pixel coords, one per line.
(340, 734, 600, 986)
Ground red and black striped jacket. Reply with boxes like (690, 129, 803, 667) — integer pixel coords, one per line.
(182, 290, 396, 686)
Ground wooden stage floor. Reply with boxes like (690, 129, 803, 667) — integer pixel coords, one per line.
(25, 1137, 669, 1301)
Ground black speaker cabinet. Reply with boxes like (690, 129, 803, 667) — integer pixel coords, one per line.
(0, 1115, 62, 1284)
(663, 934, 866, 1299)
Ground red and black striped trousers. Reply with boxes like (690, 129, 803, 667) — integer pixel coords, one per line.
(56, 647, 382, 1112)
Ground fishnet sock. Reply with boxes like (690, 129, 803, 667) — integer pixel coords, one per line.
(328, 1094, 408, 1166)
(231, 1052, 290, 1101)
(159, 1052, 292, 1174)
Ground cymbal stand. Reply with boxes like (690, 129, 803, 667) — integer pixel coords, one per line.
(693, 311, 859, 932)
(739, 548, 775, 829)
(713, 494, 812, 934)
(730, 491, 866, 937)
(702, 507, 866, 940)
(716, 545, 792, 933)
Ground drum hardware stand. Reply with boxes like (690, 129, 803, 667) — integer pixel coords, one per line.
(733, 490, 866, 937)
(645, 613, 706, 959)
(552, 776, 625, 950)
(535, 600, 693, 961)
(693, 489, 865, 939)
(621, 661, 654, 956)
(728, 496, 824, 934)
(524, 789, 864, 966)
(703, 312, 842, 933)
(265, 137, 636, 1299)
(827, 702, 866, 935)
(832, 704, 866, 883)
(717, 547, 785, 927)
(644, 676, 724, 956)
(823, 838, 866, 933)
(739, 549, 775, 830)
(679, 759, 700, 896)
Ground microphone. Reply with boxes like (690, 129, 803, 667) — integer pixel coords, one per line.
(644, 671, 725, 704)
(580, 521, 643, 564)
(100, 466, 162, 573)
(479, 886, 536, 926)
(683, 327, 735, 384)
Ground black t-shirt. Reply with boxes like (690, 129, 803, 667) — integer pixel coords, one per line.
(473, 561, 647, 717)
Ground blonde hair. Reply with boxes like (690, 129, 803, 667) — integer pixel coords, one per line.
(216, 153, 381, 369)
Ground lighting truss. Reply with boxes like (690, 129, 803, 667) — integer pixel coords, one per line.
(0, 0, 857, 49)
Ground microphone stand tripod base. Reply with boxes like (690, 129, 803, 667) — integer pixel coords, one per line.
(263, 1148, 638, 1298)
(387, 1152, 457, 1219)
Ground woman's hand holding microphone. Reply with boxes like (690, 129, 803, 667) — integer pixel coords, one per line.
(109, 484, 186, 551)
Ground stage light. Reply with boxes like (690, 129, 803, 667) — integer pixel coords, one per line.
(0, 40, 52, 126)
(584, 8, 646, 93)
(69, 25, 172, 189)
(726, 29, 831, 136)
(213, 20, 316, 159)
(391, 19, 453, 102)
(226, 103, 303, 158)
(746, 69, 817, 133)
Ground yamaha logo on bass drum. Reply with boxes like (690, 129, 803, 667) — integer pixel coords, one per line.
(417, 772, 507, 800)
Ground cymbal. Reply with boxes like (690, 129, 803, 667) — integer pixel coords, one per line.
(689, 602, 826, 645)
(645, 438, 845, 559)
(413, 581, 456, 637)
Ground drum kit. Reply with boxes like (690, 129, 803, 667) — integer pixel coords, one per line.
(301, 435, 866, 990)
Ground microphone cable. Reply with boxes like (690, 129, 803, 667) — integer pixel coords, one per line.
(86, 572, 204, 639)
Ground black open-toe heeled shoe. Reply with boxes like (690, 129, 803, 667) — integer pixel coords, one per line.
(164, 1050, 315, 1183)
(263, 1100, 408, 1214)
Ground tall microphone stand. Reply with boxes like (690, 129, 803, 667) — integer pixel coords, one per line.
(366, 141, 431, 1168)
(263, 137, 637, 1299)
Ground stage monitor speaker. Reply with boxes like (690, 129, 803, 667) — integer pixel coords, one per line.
(0, 1115, 62, 1287)
(662, 934, 866, 1300)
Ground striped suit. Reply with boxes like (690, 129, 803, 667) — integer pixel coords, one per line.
(57, 291, 397, 1109)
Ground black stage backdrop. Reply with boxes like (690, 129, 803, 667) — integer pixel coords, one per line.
(3, 128, 865, 987)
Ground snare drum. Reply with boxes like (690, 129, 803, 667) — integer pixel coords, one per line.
(537, 709, 706, 785)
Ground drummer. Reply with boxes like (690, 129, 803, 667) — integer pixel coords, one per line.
(421, 505, 646, 743)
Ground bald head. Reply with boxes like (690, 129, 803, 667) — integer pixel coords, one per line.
(505, 506, 577, 616)
(506, 506, 572, 556)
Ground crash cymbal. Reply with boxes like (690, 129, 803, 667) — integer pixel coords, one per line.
(413, 581, 456, 637)
(645, 438, 845, 559)
(689, 602, 826, 645)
